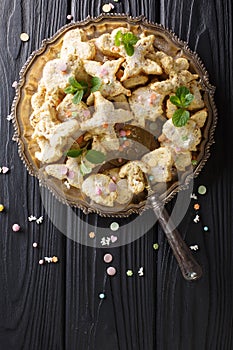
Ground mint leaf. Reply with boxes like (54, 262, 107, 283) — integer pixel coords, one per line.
(114, 30, 122, 46)
(80, 161, 92, 176)
(79, 81, 88, 93)
(176, 86, 190, 100)
(169, 95, 182, 107)
(91, 76, 102, 92)
(85, 150, 106, 164)
(124, 43, 134, 56)
(122, 32, 138, 46)
(72, 90, 84, 104)
(183, 93, 194, 107)
(64, 86, 77, 94)
(172, 109, 190, 127)
(66, 149, 83, 158)
(68, 76, 83, 89)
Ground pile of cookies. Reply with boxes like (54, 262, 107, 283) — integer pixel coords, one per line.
(29, 26, 207, 207)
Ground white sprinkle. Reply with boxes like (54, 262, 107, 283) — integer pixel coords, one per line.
(67, 14, 73, 20)
(64, 180, 71, 189)
(138, 267, 144, 276)
(36, 216, 43, 224)
(6, 114, 14, 121)
(190, 245, 199, 251)
(193, 214, 200, 223)
(110, 222, 119, 231)
(109, 3, 115, 8)
(190, 193, 197, 200)
(44, 257, 52, 263)
(12, 81, 18, 88)
(28, 215, 37, 222)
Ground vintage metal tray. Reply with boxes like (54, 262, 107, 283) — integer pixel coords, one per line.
(11, 14, 217, 280)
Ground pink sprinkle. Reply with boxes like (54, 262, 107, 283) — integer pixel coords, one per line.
(2, 167, 9, 174)
(67, 14, 73, 20)
(96, 187, 102, 195)
(39, 259, 44, 265)
(110, 235, 118, 243)
(118, 158, 123, 163)
(58, 62, 67, 72)
(67, 170, 75, 179)
(60, 166, 68, 175)
(109, 182, 117, 192)
(111, 176, 117, 182)
(83, 109, 91, 118)
(107, 266, 117, 276)
(103, 253, 113, 263)
(119, 130, 127, 137)
(33, 242, 38, 248)
(100, 68, 108, 76)
(12, 81, 18, 88)
(12, 224, 20, 232)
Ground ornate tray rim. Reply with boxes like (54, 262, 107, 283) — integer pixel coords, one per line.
(11, 13, 218, 218)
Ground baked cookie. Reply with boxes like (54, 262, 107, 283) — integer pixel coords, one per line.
(141, 147, 173, 182)
(83, 58, 131, 98)
(60, 28, 96, 60)
(80, 91, 132, 130)
(81, 174, 117, 207)
(119, 160, 149, 194)
(129, 85, 164, 127)
(160, 119, 202, 151)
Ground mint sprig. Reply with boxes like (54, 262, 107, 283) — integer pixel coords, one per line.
(64, 76, 102, 104)
(170, 86, 194, 127)
(114, 31, 139, 56)
(66, 147, 106, 175)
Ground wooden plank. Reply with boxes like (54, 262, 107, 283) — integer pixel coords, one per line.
(0, 0, 232, 349)
(0, 1, 70, 349)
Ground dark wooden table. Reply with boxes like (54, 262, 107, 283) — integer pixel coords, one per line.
(0, 1, 232, 349)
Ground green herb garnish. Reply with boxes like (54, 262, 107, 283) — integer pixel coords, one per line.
(90, 77, 102, 93)
(64, 77, 88, 104)
(66, 146, 106, 175)
(170, 86, 194, 127)
(114, 30, 139, 56)
(64, 76, 101, 104)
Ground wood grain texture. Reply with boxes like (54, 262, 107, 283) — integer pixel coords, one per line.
(0, 0, 232, 349)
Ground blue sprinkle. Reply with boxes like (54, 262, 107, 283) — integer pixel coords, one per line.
(203, 226, 209, 232)
(99, 293, 106, 299)
(149, 175, 154, 181)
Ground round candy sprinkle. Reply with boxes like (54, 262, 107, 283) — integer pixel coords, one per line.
(203, 226, 209, 232)
(148, 175, 154, 182)
(39, 259, 44, 265)
(194, 203, 200, 210)
(119, 130, 127, 137)
(109, 182, 117, 192)
(20, 32, 29, 42)
(107, 266, 117, 276)
(89, 231, 95, 239)
(103, 253, 113, 263)
(126, 270, 133, 277)
(0, 204, 4, 212)
(102, 3, 114, 12)
(52, 256, 59, 263)
(153, 243, 159, 250)
(198, 185, 207, 195)
(110, 222, 119, 231)
(32, 242, 38, 248)
(12, 224, 20, 232)
(67, 14, 73, 20)
(99, 292, 106, 299)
